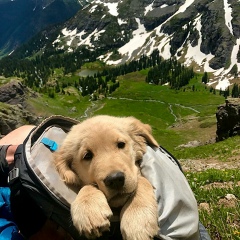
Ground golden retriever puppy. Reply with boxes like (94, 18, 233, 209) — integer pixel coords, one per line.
(54, 115, 159, 240)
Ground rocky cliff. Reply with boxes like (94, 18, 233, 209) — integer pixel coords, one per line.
(0, 80, 40, 136)
(34, 0, 240, 76)
(216, 98, 240, 141)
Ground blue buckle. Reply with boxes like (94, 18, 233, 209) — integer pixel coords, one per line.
(41, 137, 58, 151)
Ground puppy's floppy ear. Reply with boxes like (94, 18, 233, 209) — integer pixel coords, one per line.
(126, 117, 159, 147)
(53, 148, 81, 186)
(124, 117, 159, 159)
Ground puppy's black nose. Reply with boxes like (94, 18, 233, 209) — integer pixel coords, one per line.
(104, 171, 125, 189)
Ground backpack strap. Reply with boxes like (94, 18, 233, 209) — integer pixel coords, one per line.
(8, 144, 47, 238)
(8, 144, 23, 190)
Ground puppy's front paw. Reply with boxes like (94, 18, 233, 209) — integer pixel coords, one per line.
(121, 205, 159, 240)
(120, 176, 159, 240)
(71, 186, 113, 239)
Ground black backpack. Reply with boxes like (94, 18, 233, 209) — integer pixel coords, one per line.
(8, 115, 209, 240)
(8, 115, 124, 239)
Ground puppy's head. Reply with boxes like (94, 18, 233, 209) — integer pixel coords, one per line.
(54, 115, 158, 207)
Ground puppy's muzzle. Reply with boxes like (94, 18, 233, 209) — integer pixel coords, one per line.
(104, 171, 125, 189)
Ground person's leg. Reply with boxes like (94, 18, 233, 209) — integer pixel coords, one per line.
(0, 125, 35, 166)
(0, 125, 36, 185)
(0, 125, 36, 145)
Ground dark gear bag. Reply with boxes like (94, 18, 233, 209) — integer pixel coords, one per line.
(8, 115, 87, 239)
(7, 115, 210, 240)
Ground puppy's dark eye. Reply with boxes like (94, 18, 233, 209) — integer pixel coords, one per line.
(117, 141, 125, 149)
(83, 151, 93, 161)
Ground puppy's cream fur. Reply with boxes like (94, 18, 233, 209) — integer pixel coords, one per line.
(54, 115, 159, 239)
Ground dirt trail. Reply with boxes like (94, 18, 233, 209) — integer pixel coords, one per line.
(179, 158, 240, 172)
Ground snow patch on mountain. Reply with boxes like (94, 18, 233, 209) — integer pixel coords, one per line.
(144, 2, 154, 15)
(176, 0, 194, 13)
(118, 18, 127, 25)
(62, 28, 77, 37)
(184, 15, 215, 72)
(94, 29, 106, 40)
(54, 26, 107, 52)
(89, 5, 98, 13)
(224, 0, 233, 34)
(118, 18, 150, 59)
(215, 78, 231, 90)
(145, 3, 169, 15)
(106, 2, 118, 16)
(94, 0, 118, 16)
(216, 38, 240, 77)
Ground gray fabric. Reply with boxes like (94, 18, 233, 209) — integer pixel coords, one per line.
(27, 126, 77, 206)
(199, 222, 211, 240)
(141, 146, 200, 240)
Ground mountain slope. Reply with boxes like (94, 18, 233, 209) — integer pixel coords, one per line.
(41, 0, 239, 87)
(0, 0, 83, 57)
(6, 0, 240, 90)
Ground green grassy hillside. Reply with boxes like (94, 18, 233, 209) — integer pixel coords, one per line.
(28, 69, 224, 153)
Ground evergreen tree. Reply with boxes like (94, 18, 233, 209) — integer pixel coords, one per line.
(202, 72, 208, 84)
(231, 83, 240, 98)
(55, 81, 61, 93)
(224, 87, 230, 99)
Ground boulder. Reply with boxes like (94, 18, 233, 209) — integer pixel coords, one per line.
(0, 80, 40, 136)
(0, 80, 26, 104)
(216, 98, 240, 141)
